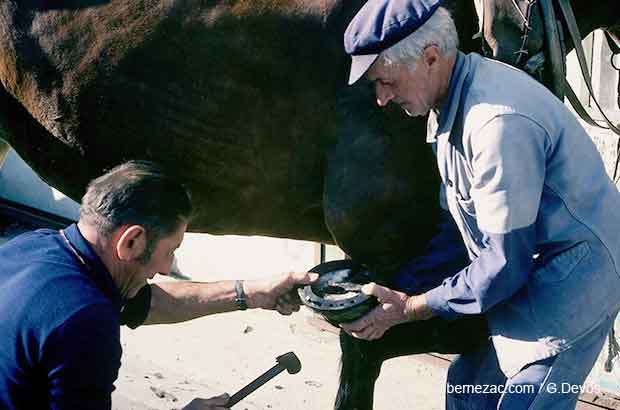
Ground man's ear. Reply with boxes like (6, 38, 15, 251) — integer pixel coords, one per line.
(116, 225, 147, 262)
(423, 45, 441, 69)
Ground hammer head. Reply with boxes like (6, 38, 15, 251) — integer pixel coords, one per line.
(276, 352, 301, 374)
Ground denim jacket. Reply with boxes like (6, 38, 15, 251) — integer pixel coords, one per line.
(422, 52, 620, 377)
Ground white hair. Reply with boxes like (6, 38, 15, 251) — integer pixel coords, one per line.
(380, 7, 459, 72)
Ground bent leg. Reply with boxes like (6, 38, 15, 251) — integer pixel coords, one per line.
(512, 317, 614, 410)
(447, 316, 613, 410)
(446, 340, 505, 410)
(496, 356, 555, 409)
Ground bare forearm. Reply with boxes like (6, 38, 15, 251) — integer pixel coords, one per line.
(144, 281, 241, 325)
(141, 271, 316, 325)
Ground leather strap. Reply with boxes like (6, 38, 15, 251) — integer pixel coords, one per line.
(604, 30, 620, 57)
(603, 30, 620, 114)
(556, 0, 620, 136)
(539, 0, 566, 99)
(556, 0, 620, 181)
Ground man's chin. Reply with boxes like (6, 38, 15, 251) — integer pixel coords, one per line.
(400, 104, 417, 117)
(402, 106, 430, 118)
(127, 286, 141, 299)
(126, 279, 149, 299)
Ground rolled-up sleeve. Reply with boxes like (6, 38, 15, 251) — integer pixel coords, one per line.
(423, 114, 548, 319)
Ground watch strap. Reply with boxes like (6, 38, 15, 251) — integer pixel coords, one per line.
(235, 280, 248, 310)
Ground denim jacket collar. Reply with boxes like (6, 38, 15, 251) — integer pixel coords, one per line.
(427, 50, 469, 143)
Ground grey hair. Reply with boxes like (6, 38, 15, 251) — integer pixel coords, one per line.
(380, 7, 458, 71)
(80, 160, 193, 262)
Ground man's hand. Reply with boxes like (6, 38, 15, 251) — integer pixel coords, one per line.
(341, 283, 432, 340)
(182, 393, 230, 409)
(244, 272, 319, 315)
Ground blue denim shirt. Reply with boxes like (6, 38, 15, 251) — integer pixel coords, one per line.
(422, 52, 620, 377)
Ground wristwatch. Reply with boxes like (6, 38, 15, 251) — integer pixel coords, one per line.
(235, 280, 248, 310)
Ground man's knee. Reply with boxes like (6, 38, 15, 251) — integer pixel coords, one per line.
(446, 342, 505, 410)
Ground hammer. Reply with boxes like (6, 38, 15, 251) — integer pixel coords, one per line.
(226, 352, 301, 407)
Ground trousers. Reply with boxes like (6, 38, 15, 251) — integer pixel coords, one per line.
(446, 315, 615, 410)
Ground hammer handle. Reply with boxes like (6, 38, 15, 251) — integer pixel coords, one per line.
(226, 364, 284, 407)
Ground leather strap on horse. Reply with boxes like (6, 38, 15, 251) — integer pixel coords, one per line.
(604, 30, 620, 57)
(556, 0, 620, 181)
(556, 0, 620, 136)
(539, 0, 566, 99)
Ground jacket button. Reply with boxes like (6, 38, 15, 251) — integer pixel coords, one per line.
(447, 180, 453, 187)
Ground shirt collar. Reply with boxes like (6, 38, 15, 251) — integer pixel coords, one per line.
(426, 50, 469, 143)
(62, 223, 124, 310)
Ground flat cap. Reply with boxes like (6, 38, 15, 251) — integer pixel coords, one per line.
(344, 0, 443, 85)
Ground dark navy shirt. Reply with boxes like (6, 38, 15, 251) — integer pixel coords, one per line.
(0, 224, 122, 410)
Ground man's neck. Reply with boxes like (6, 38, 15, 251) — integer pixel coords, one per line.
(76, 221, 125, 290)
(433, 51, 458, 113)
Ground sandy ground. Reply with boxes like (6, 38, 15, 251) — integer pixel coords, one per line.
(111, 233, 449, 410)
(113, 308, 448, 410)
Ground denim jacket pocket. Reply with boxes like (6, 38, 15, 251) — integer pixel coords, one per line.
(532, 241, 590, 284)
(528, 241, 605, 343)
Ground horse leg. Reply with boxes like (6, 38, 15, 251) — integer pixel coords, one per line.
(335, 330, 382, 410)
(335, 315, 488, 410)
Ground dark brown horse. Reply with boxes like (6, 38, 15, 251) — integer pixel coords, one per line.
(0, 0, 483, 274)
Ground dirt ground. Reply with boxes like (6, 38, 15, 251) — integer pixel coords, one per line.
(111, 233, 450, 410)
(113, 307, 448, 410)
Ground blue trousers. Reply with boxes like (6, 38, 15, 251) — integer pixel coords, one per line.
(446, 315, 614, 410)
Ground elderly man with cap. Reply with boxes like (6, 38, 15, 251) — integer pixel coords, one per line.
(340, 0, 620, 409)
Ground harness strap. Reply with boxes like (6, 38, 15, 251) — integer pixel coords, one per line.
(604, 30, 620, 57)
(539, 0, 566, 98)
(605, 30, 620, 124)
(556, 0, 620, 133)
(556, 0, 620, 181)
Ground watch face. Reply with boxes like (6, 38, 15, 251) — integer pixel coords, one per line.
(298, 260, 379, 325)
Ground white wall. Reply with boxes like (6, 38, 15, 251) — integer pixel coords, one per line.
(0, 149, 80, 220)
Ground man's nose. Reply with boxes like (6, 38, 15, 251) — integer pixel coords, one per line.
(375, 83, 394, 107)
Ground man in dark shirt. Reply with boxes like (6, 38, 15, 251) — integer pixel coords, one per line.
(0, 160, 317, 410)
